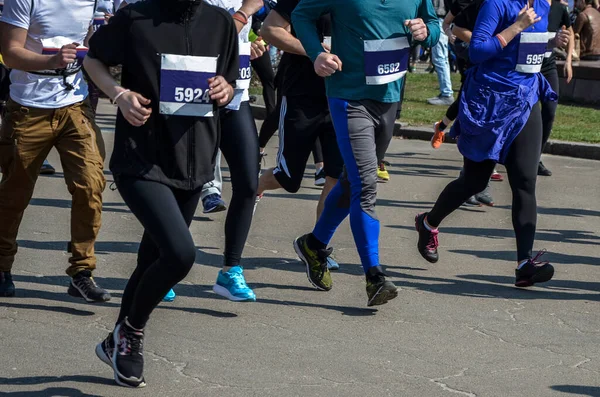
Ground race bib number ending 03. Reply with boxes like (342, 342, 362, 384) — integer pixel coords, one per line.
(40, 37, 88, 74)
(516, 32, 548, 73)
(236, 42, 252, 90)
(363, 37, 410, 85)
(159, 54, 217, 117)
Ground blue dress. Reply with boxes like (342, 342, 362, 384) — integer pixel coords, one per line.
(449, 0, 558, 163)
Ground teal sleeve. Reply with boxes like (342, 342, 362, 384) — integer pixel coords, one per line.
(416, 0, 441, 48)
(291, 0, 332, 63)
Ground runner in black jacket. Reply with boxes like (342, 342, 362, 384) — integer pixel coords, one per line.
(83, 0, 239, 388)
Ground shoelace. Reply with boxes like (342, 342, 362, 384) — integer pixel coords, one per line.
(229, 272, 249, 289)
(77, 276, 99, 294)
(119, 327, 144, 356)
(426, 229, 439, 251)
(530, 249, 549, 266)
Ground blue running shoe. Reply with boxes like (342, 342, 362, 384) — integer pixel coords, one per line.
(203, 194, 227, 214)
(162, 288, 176, 302)
(326, 256, 340, 271)
(213, 266, 256, 302)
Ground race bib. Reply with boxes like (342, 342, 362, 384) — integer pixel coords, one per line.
(40, 37, 88, 75)
(364, 37, 410, 85)
(159, 54, 217, 117)
(544, 31, 555, 58)
(92, 13, 106, 32)
(323, 36, 332, 47)
(516, 32, 548, 73)
(236, 42, 251, 90)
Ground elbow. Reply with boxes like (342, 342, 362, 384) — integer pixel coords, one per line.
(1, 50, 16, 69)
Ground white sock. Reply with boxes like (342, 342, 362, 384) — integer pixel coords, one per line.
(423, 216, 437, 231)
(125, 318, 144, 332)
(316, 167, 324, 174)
(517, 259, 529, 269)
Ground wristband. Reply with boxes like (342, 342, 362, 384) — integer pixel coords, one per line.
(112, 89, 130, 104)
(496, 34, 507, 48)
(233, 11, 248, 25)
(236, 10, 249, 21)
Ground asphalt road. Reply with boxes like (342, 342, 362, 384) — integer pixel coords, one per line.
(0, 101, 599, 397)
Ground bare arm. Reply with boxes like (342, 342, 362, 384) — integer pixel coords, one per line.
(262, 9, 307, 56)
(0, 23, 65, 70)
(83, 55, 126, 101)
(452, 25, 472, 43)
(442, 11, 455, 36)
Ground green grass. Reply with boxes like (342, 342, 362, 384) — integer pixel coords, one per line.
(402, 73, 600, 143)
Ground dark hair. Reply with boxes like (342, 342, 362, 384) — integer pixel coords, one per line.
(584, 0, 594, 5)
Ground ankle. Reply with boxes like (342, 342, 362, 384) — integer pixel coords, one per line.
(125, 317, 144, 332)
(307, 233, 327, 251)
(423, 216, 438, 231)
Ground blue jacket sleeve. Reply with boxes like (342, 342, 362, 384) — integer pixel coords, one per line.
(469, 0, 504, 64)
(416, 0, 441, 48)
(291, 0, 334, 63)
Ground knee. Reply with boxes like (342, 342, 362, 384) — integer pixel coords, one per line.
(168, 244, 196, 280)
(232, 177, 258, 198)
(68, 168, 106, 197)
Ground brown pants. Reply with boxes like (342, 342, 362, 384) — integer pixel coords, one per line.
(0, 100, 106, 277)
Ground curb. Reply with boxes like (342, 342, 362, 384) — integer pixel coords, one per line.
(250, 103, 600, 161)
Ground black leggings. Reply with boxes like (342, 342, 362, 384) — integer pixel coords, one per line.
(427, 103, 542, 262)
(116, 177, 202, 329)
(251, 51, 276, 115)
(220, 101, 260, 267)
(541, 66, 559, 152)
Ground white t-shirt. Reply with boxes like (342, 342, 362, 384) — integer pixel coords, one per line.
(204, 0, 251, 109)
(0, 0, 96, 108)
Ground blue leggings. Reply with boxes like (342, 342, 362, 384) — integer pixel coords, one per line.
(312, 98, 397, 273)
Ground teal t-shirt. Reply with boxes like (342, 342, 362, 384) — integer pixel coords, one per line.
(292, 0, 440, 103)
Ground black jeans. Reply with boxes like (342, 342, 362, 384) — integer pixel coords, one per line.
(116, 177, 202, 329)
(427, 103, 543, 262)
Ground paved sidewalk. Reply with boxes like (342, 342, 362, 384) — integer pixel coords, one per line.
(0, 101, 599, 397)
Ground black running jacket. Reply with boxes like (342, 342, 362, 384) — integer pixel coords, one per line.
(88, 0, 239, 190)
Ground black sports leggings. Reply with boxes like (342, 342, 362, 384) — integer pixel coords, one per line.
(251, 51, 276, 115)
(220, 101, 260, 267)
(427, 103, 542, 262)
(116, 177, 202, 329)
(541, 66, 559, 153)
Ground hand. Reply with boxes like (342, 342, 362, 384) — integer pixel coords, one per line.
(115, 91, 152, 127)
(104, 13, 113, 22)
(444, 27, 456, 44)
(564, 61, 573, 83)
(208, 76, 234, 106)
(250, 40, 266, 60)
(554, 25, 570, 49)
(240, 0, 264, 16)
(49, 43, 79, 69)
(515, 4, 541, 31)
(405, 18, 428, 42)
(314, 52, 342, 77)
(321, 42, 331, 53)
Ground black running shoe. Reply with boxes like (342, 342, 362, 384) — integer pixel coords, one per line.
(0, 271, 15, 297)
(415, 213, 439, 263)
(95, 332, 114, 367)
(293, 234, 333, 291)
(40, 160, 55, 175)
(463, 196, 482, 207)
(113, 319, 146, 388)
(515, 250, 555, 288)
(475, 188, 494, 207)
(68, 270, 111, 303)
(314, 168, 326, 187)
(366, 272, 398, 307)
(538, 162, 552, 177)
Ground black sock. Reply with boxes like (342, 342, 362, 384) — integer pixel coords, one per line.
(306, 233, 327, 250)
(439, 121, 448, 131)
(367, 266, 386, 279)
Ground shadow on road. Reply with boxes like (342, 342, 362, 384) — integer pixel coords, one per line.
(0, 375, 113, 396)
(449, 249, 600, 267)
(550, 385, 600, 396)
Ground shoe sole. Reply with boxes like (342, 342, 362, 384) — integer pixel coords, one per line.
(212, 284, 256, 302)
(162, 296, 176, 302)
(368, 284, 399, 307)
(315, 178, 326, 187)
(377, 178, 389, 183)
(39, 169, 56, 175)
(515, 266, 555, 288)
(475, 199, 495, 207)
(95, 342, 112, 368)
(203, 204, 227, 214)
(68, 283, 111, 303)
(293, 238, 331, 292)
(112, 324, 146, 389)
(490, 177, 503, 182)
